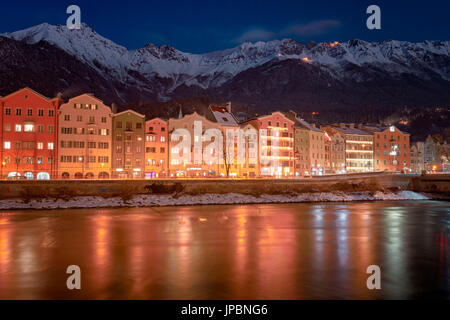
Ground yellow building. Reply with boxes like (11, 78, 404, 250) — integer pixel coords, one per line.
(285, 111, 326, 176)
(58, 94, 112, 179)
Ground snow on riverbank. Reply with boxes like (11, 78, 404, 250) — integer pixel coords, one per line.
(0, 191, 430, 210)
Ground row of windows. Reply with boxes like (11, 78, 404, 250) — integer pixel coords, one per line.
(4, 108, 54, 117)
(375, 143, 408, 149)
(146, 159, 165, 166)
(60, 141, 109, 149)
(115, 134, 142, 141)
(146, 135, 166, 142)
(146, 147, 166, 153)
(267, 121, 289, 128)
(115, 121, 143, 129)
(3, 156, 53, 165)
(72, 103, 99, 110)
(376, 134, 408, 141)
(63, 114, 107, 123)
(147, 126, 166, 132)
(376, 160, 408, 165)
(60, 156, 109, 163)
(115, 158, 142, 166)
(376, 150, 408, 157)
(115, 146, 142, 153)
(61, 127, 109, 135)
(347, 135, 373, 142)
(4, 141, 54, 150)
(3, 123, 54, 133)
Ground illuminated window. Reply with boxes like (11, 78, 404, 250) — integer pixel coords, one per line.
(24, 123, 34, 132)
(4, 141, 11, 149)
(37, 142, 44, 150)
(47, 142, 54, 150)
(15, 124, 22, 132)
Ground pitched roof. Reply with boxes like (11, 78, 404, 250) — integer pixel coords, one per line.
(0, 87, 56, 101)
(330, 124, 372, 135)
(113, 109, 145, 118)
(295, 118, 324, 133)
(208, 105, 239, 127)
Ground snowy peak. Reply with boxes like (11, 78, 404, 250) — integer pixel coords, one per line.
(3, 23, 450, 93)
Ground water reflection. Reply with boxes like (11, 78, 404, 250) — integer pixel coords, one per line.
(0, 201, 448, 299)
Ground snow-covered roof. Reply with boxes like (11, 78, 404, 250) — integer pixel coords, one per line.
(331, 124, 372, 135)
(361, 125, 408, 135)
(295, 118, 324, 133)
(208, 106, 239, 127)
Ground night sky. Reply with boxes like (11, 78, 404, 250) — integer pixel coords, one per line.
(0, 0, 449, 53)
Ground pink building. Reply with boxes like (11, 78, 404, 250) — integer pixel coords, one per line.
(244, 112, 295, 178)
(145, 118, 168, 178)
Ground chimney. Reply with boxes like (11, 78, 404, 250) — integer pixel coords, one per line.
(111, 103, 117, 114)
(311, 123, 316, 128)
(357, 123, 363, 129)
(349, 123, 355, 129)
(225, 102, 232, 113)
(339, 123, 345, 129)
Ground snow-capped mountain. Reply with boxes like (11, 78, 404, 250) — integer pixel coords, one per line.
(1, 23, 450, 111)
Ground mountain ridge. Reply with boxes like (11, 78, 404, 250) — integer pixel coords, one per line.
(1, 23, 450, 119)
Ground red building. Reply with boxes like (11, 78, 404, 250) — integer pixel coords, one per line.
(0, 88, 61, 179)
(361, 125, 410, 172)
(145, 118, 169, 178)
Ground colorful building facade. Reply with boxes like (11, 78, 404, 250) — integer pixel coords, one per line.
(112, 110, 145, 178)
(58, 94, 113, 179)
(145, 118, 169, 178)
(0, 88, 60, 180)
(285, 111, 325, 176)
(244, 112, 295, 178)
(322, 124, 374, 173)
(362, 125, 410, 172)
(168, 112, 223, 178)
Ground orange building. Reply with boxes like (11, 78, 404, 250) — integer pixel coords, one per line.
(361, 125, 410, 172)
(145, 118, 169, 178)
(0, 88, 61, 180)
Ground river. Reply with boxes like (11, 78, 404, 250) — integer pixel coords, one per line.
(0, 201, 448, 299)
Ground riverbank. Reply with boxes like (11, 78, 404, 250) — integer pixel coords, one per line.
(0, 190, 429, 210)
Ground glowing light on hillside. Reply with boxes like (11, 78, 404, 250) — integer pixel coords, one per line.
(301, 57, 311, 62)
(330, 41, 339, 47)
